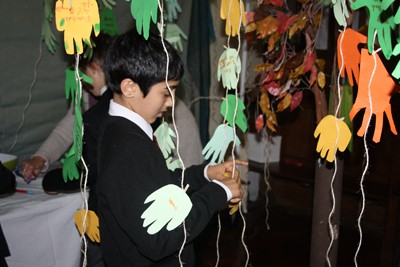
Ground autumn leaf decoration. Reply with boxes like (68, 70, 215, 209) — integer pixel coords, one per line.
(247, 1, 326, 133)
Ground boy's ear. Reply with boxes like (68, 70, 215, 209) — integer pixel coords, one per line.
(120, 78, 139, 98)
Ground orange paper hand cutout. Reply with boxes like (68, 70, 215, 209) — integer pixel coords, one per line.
(55, 0, 100, 55)
(314, 115, 352, 163)
(337, 28, 367, 87)
(220, 0, 246, 36)
(349, 49, 399, 143)
(74, 209, 100, 243)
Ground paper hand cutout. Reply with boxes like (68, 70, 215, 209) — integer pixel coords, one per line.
(65, 67, 93, 104)
(165, 0, 182, 22)
(100, 7, 119, 37)
(62, 146, 80, 182)
(220, 0, 246, 36)
(337, 28, 367, 86)
(351, 0, 395, 59)
(202, 124, 241, 164)
(74, 209, 100, 243)
(130, 0, 158, 40)
(55, 0, 100, 55)
(220, 94, 248, 132)
(349, 49, 398, 143)
(218, 48, 241, 90)
(154, 121, 176, 159)
(332, 0, 349, 27)
(164, 23, 187, 52)
(314, 115, 352, 162)
(141, 184, 192, 235)
(391, 43, 400, 79)
(165, 157, 182, 171)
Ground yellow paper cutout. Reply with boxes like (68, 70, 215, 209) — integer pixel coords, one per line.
(314, 115, 351, 162)
(55, 0, 100, 55)
(141, 184, 192, 235)
(74, 209, 100, 243)
(220, 0, 246, 37)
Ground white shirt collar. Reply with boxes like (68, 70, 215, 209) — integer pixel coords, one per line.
(100, 86, 107, 96)
(108, 99, 153, 140)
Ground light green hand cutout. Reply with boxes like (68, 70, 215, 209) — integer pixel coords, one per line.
(332, 0, 349, 27)
(165, 0, 182, 22)
(220, 94, 248, 132)
(154, 121, 176, 159)
(62, 146, 80, 182)
(141, 184, 192, 235)
(130, 0, 158, 40)
(351, 0, 395, 59)
(165, 157, 182, 171)
(202, 124, 241, 164)
(165, 23, 187, 52)
(218, 48, 241, 89)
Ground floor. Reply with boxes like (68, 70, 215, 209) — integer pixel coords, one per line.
(195, 194, 385, 267)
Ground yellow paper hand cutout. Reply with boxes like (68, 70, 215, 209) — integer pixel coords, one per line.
(314, 115, 351, 162)
(141, 184, 192, 235)
(220, 0, 246, 36)
(55, 0, 100, 55)
(74, 209, 100, 243)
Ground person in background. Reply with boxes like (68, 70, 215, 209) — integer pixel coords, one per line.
(96, 28, 246, 266)
(20, 33, 113, 193)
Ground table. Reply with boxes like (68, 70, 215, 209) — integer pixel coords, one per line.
(0, 175, 83, 267)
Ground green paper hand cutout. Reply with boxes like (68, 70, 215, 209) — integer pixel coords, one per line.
(202, 124, 241, 164)
(164, 23, 187, 52)
(314, 115, 352, 162)
(73, 104, 83, 160)
(218, 48, 241, 90)
(349, 49, 398, 143)
(154, 121, 176, 159)
(165, 0, 182, 22)
(220, 94, 248, 132)
(100, 7, 119, 36)
(165, 157, 182, 171)
(351, 0, 395, 59)
(55, 0, 100, 55)
(141, 184, 192, 235)
(130, 0, 158, 40)
(62, 146, 80, 182)
(391, 43, 400, 78)
(65, 67, 93, 103)
(332, 0, 349, 27)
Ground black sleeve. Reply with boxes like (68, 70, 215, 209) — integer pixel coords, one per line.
(0, 162, 15, 195)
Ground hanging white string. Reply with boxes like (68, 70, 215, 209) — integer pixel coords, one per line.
(353, 30, 379, 267)
(157, 1, 187, 266)
(263, 130, 272, 230)
(7, 37, 43, 153)
(74, 53, 90, 267)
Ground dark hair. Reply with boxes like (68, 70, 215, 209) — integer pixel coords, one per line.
(103, 29, 184, 96)
(80, 33, 114, 70)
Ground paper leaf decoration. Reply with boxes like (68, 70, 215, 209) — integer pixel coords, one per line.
(141, 184, 192, 235)
(154, 121, 176, 159)
(314, 115, 351, 162)
(337, 28, 367, 86)
(351, 0, 395, 59)
(255, 114, 264, 133)
(220, 94, 248, 132)
(74, 209, 100, 243)
(349, 49, 398, 143)
(218, 48, 241, 90)
(55, 0, 100, 55)
(220, 0, 246, 36)
(130, 0, 158, 40)
(202, 124, 241, 164)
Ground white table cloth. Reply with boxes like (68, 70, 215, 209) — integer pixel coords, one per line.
(0, 175, 83, 267)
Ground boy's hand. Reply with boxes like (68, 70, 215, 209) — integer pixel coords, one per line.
(219, 175, 243, 204)
(207, 160, 248, 182)
(21, 156, 46, 182)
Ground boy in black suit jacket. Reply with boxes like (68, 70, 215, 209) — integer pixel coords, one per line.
(96, 29, 246, 266)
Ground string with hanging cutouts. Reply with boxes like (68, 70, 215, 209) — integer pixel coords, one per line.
(353, 30, 379, 267)
(325, 14, 348, 266)
(156, 1, 187, 266)
(215, 0, 249, 266)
